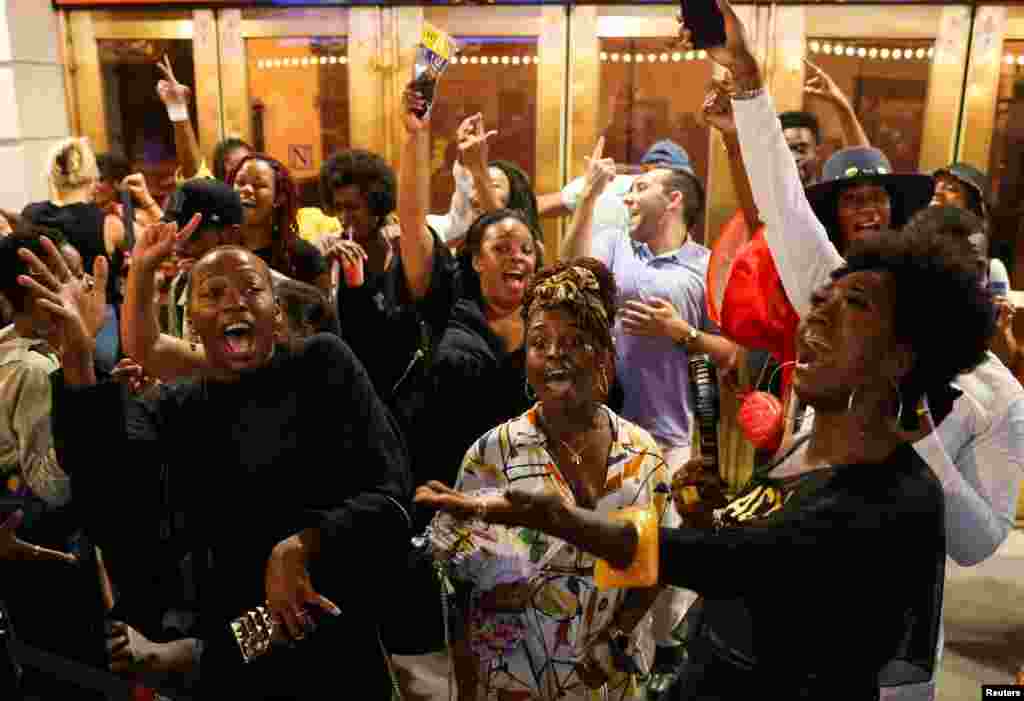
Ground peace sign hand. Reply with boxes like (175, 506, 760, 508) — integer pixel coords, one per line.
(804, 59, 851, 109)
(133, 214, 202, 274)
(582, 136, 617, 202)
(698, 78, 738, 138)
(457, 113, 498, 170)
(155, 54, 192, 109)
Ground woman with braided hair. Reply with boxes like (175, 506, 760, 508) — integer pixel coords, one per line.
(424, 257, 668, 701)
(228, 153, 330, 295)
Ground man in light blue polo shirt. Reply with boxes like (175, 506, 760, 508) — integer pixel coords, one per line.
(560, 137, 738, 692)
(538, 139, 696, 240)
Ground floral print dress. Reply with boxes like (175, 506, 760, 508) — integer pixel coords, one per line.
(448, 404, 669, 701)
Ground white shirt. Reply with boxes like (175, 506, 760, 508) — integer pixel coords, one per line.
(733, 89, 1024, 698)
(562, 173, 634, 240)
(426, 160, 476, 244)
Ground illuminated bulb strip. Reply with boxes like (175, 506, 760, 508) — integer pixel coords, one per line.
(807, 41, 935, 60)
(598, 49, 708, 62)
(254, 54, 542, 68)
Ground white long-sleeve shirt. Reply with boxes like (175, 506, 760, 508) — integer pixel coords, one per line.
(426, 160, 476, 244)
(732, 89, 1024, 568)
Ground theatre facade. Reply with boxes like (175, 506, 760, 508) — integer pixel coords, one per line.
(53, 0, 1024, 515)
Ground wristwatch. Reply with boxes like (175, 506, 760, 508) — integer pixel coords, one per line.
(678, 326, 700, 349)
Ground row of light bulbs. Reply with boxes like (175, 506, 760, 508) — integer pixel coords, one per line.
(808, 41, 934, 60)
(600, 50, 708, 63)
(257, 43, 958, 71)
(453, 55, 538, 65)
(256, 56, 346, 69)
(256, 54, 540, 69)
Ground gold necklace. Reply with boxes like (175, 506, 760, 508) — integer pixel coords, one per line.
(538, 408, 592, 467)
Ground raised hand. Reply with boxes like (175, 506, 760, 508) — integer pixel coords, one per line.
(457, 113, 498, 170)
(155, 54, 192, 110)
(677, 0, 758, 80)
(402, 84, 431, 135)
(132, 214, 201, 274)
(803, 59, 851, 108)
(698, 79, 738, 138)
(121, 173, 157, 209)
(582, 136, 617, 202)
(0, 509, 77, 564)
(17, 236, 109, 358)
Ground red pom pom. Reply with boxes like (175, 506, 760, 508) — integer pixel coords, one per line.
(738, 391, 784, 452)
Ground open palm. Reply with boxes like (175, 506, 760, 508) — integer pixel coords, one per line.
(17, 237, 108, 357)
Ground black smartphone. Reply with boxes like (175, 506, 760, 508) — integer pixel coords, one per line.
(681, 0, 727, 50)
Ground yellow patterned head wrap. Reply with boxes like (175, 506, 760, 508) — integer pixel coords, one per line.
(525, 265, 612, 351)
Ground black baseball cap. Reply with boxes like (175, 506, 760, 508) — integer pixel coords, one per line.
(162, 179, 244, 235)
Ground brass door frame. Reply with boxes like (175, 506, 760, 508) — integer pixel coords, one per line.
(63, 9, 222, 164)
(417, 5, 569, 260)
(215, 7, 365, 160)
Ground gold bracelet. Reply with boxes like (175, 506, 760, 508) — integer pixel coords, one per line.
(474, 498, 487, 521)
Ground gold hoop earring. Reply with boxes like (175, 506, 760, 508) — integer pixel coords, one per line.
(890, 379, 904, 426)
(597, 365, 610, 400)
(847, 387, 858, 414)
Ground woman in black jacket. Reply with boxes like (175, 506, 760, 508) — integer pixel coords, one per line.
(25, 237, 410, 699)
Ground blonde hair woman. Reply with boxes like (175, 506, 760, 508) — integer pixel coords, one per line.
(22, 138, 127, 372)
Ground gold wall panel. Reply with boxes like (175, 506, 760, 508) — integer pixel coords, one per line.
(192, 10, 222, 169)
(218, 8, 249, 148)
(348, 8, 387, 157)
(68, 11, 109, 153)
(920, 6, 972, 172)
(959, 5, 1008, 170)
(537, 6, 570, 260)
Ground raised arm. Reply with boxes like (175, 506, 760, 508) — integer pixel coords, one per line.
(458, 113, 501, 215)
(157, 55, 204, 182)
(559, 137, 617, 261)
(804, 59, 870, 149)
(684, 0, 843, 318)
(398, 85, 439, 300)
(701, 81, 759, 232)
(121, 217, 207, 381)
(537, 191, 572, 219)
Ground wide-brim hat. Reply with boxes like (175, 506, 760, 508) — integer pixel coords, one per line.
(933, 162, 989, 219)
(805, 147, 934, 250)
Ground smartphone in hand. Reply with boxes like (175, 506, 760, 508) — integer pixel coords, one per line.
(681, 0, 727, 50)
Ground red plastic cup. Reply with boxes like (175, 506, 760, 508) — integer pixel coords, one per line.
(343, 257, 365, 288)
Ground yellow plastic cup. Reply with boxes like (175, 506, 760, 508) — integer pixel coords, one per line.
(594, 504, 659, 590)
